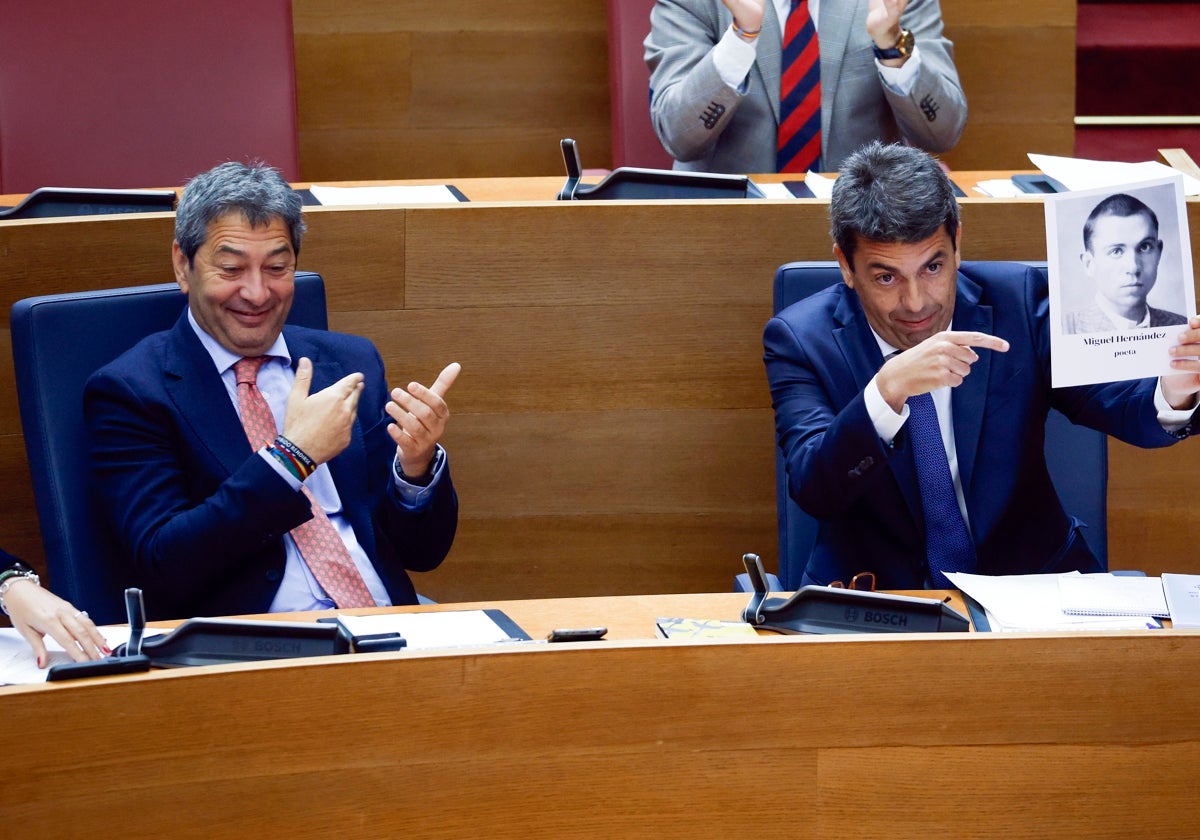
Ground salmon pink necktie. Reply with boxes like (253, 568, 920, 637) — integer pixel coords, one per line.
(233, 356, 375, 609)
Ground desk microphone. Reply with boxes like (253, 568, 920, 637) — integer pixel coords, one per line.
(739, 554, 970, 634)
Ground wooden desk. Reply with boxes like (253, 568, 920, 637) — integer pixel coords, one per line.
(3, 178, 1200, 605)
(3, 593, 1197, 839)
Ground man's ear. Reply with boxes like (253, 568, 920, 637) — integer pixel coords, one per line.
(171, 241, 190, 292)
(834, 245, 855, 289)
(953, 223, 963, 270)
(1079, 249, 1094, 273)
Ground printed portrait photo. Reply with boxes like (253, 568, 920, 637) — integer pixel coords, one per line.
(1055, 180, 1189, 336)
(1047, 174, 1196, 387)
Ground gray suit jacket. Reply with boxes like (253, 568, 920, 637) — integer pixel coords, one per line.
(644, 0, 967, 173)
(1063, 303, 1188, 335)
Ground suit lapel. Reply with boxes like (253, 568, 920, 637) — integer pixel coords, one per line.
(161, 315, 257, 477)
(285, 329, 369, 512)
(949, 273, 992, 497)
(831, 290, 883, 397)
(161, 322, 370, 500)
(833, 290, 922, 525)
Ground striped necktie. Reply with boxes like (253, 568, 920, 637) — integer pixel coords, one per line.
(233, 356, 376, 609)
(777, 0, 822, 173)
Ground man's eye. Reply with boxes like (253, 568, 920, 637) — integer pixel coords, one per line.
(876, 274, 895, 286)
(926, 261, 942, 275)
(1106, 246, 1124, 258)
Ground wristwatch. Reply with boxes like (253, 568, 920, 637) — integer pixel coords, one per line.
(872, 28, 915, 61)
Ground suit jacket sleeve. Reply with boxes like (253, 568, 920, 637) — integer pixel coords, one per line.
(645, 0, 753, 164)
(763, 309, 899, 520)
(875, 0, 967, 154)
(347, 342, 458, 590)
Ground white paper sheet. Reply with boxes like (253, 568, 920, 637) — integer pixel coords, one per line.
(1162, 573, 1200, 628)
(756, 182, 796, 199)
(1057, 573, 1169, 617)
(974, 179, 1027, 198)
(1044, 174, 1196, 388)
(802, 171, 835, 199)
(335, 610, 525, 650)
(0, 626, 163, 685)
(308, 184, 464, 206)
(1029, 153, 1200, 196)
(947, 572, 1160, 632)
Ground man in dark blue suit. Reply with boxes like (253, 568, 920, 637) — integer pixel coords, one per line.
(764, 141, 1200, 589)
(86, 162, 459, 620)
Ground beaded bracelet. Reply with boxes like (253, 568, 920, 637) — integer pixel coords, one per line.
(731, 20, 761, 39)
(0, 566, 41, 616)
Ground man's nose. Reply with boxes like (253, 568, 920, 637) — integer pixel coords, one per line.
(239, 270, 271, 305)
(899, 276, 925, 309)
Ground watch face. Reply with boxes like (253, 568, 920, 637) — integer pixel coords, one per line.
(898, 29, 915, 57)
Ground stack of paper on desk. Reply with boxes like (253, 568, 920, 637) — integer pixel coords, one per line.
(947, 572, 1161, 631)
(1029, 153, 1200, 196)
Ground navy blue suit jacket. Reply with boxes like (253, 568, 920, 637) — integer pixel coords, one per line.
(763, 262, 1191, 588)
(84, 314, 457, 620)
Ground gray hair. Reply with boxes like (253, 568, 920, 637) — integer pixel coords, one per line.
(829, 141, 959, 269)
(1082, 192, 1158, 253)
(174, 161, 305, 264)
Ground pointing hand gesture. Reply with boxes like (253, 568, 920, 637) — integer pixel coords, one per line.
(876, 331, 1009, 413)
(387, 362, 462, 479)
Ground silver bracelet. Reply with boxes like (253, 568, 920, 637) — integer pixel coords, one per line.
(0, 570, 40, 616)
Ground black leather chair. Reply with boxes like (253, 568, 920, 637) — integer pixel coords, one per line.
(770, 261, 1109, 590)
(10, 273, 328, 623)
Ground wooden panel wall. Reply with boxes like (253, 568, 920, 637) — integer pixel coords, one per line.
(938, 0, 1077, 170)
(290, 0, 1076, 179)
(292, 0, 612, 181)
(2, 197, 1198, 608)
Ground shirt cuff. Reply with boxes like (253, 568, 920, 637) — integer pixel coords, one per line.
(1155, 378, 1198, 431)
(259, 447, 302, 490)
(713, 24, 758, 90)
(392, 445, 447, 510)
(876, 43, 922, 95)
(865, 375, 908, 445)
